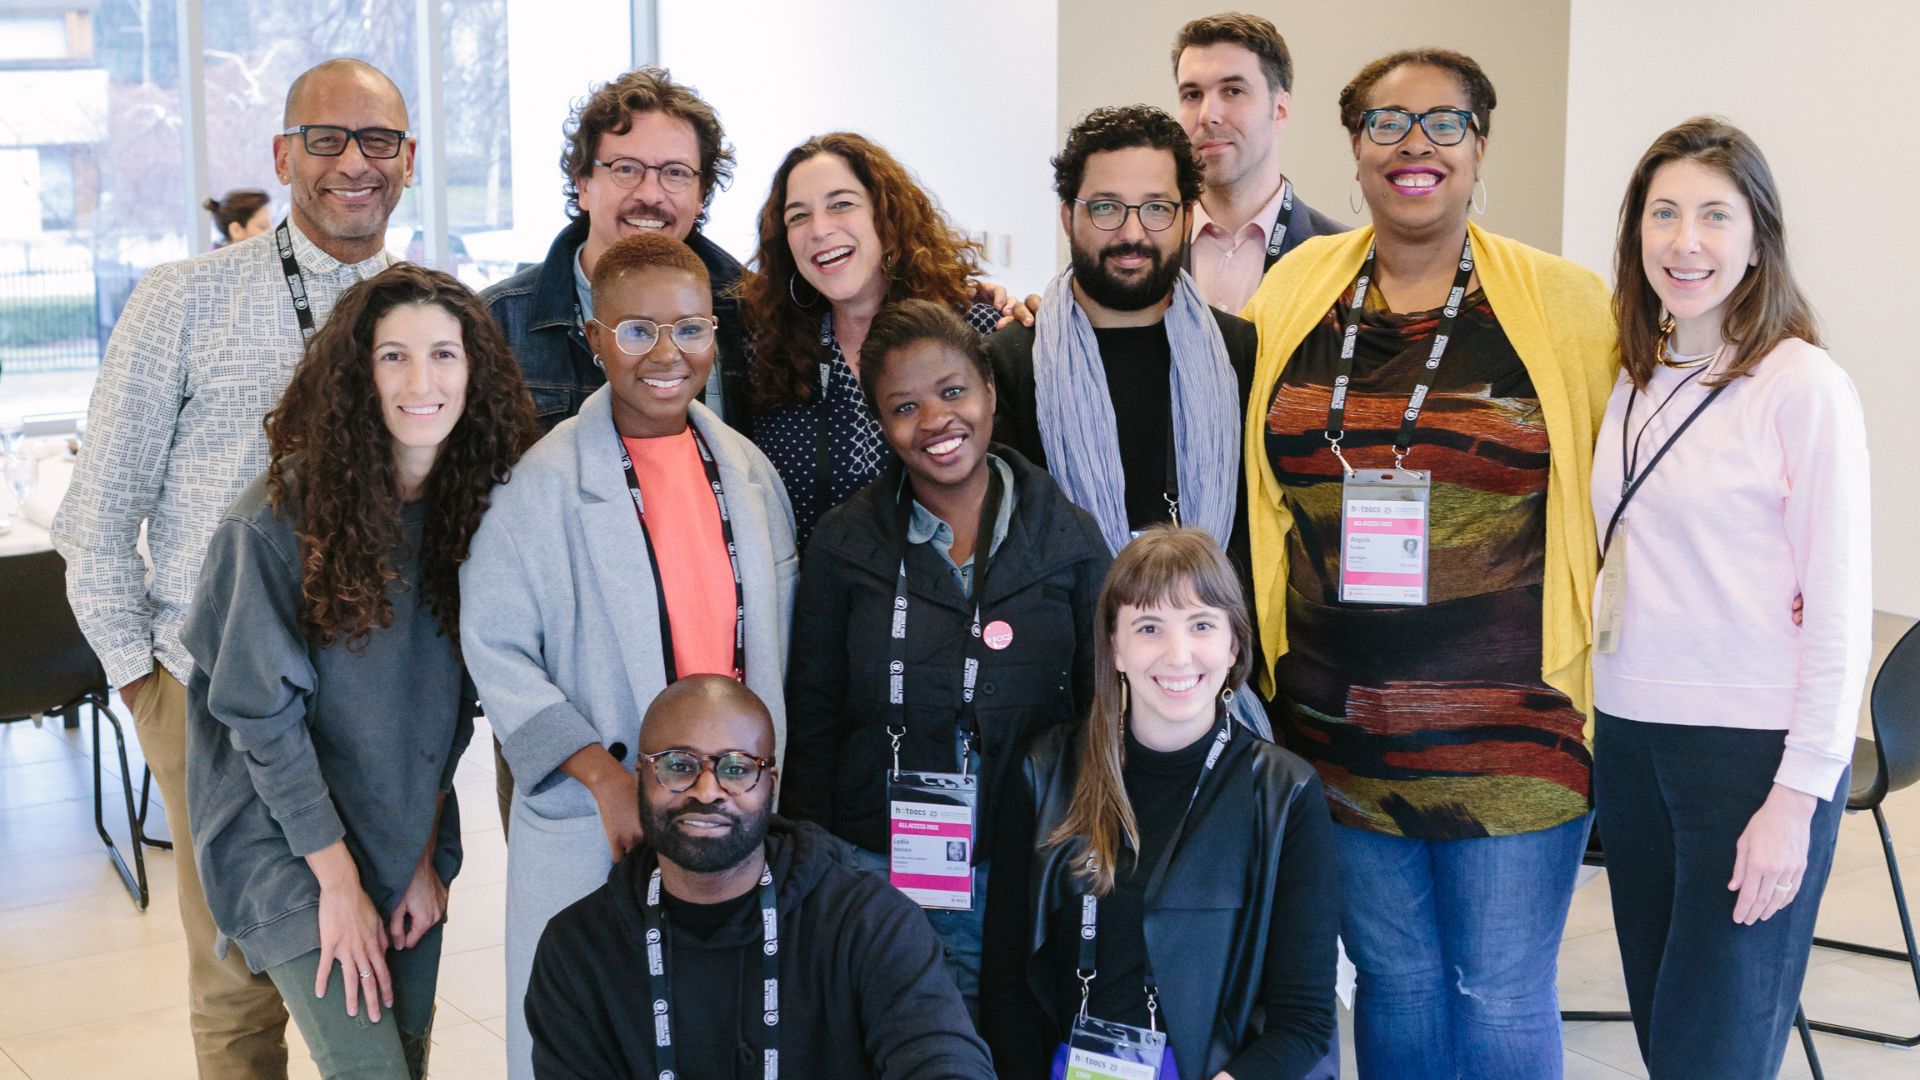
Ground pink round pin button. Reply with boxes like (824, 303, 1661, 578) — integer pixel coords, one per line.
(982, 620, 1014, 651)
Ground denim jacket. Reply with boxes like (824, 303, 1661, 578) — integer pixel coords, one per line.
(482, 214, 749, 431)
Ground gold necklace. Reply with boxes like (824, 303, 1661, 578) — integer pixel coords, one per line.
(1655, 319, 1717, 370)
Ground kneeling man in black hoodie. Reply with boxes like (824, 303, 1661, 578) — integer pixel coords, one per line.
(526, 675, 993, 1079)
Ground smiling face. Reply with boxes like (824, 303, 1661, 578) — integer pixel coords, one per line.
(1064, 146, 1188, 314)
(1351, 63, 1483, 243)
(784, 152, 888, 312)
(1175, 41, 1288, 194)
(1640, 158, 1757, 341)
(370, 302, 469, 460)
(586, 266, 715, 439)
(577, 110, 706, 268)
(274, 67, 413, 261)
(871, 338, 996, 494)
(1112, 593, 1238, 737)
(638, 690, 776, 874)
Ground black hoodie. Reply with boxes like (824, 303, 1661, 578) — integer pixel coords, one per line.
(526, 817, 994, 1079)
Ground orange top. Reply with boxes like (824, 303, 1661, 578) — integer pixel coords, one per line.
(623, 430, 738, 680)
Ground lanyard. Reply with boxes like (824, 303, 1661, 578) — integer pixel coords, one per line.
(1162, 407, 1180, 527)
(274, 220, 318, 340)
(640, 862, 780, 1079)
(1604, 372, 1725, 553)
(1323, 235, 1475, 473)
(1074, 719, 1231, 1025)
(1261, 181, 1296, 272)
(886, 466, 1005, 773)
(616, 423, 748, 684)
(813, 315, 844, 505)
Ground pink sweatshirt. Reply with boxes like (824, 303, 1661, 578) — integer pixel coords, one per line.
(1590, 338, 1872, 800)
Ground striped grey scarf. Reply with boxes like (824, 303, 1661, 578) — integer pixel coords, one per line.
(1033, 265, 1239, 554)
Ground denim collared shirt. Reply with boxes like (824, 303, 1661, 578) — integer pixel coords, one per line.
(903, 455, 1016, 598)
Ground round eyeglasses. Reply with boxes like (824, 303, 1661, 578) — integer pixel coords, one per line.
(642, 749, 773, 795)
(281, 125, 410, 159)
(593, 157, 700, 193)
(1073, 198, 1181, 232)
(1359, 108, 1478, 147)
(589, 316, 719, 356)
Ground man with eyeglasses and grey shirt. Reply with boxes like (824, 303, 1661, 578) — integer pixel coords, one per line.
(53, 58, 411, 1079)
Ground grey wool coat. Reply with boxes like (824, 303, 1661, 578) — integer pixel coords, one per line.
(458, 386, 798, 1080)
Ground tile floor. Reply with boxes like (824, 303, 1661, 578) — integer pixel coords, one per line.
(0, 614, 1915, 1078)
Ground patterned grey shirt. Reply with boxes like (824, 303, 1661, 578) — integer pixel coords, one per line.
(53, 222, 391, 688)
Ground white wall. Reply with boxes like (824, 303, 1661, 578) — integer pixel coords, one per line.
(1562, 0, 1920, 617)
(657, 0, 1062, 296)
(504, 0, 633, 258)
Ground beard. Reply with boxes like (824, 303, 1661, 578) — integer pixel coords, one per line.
(640, 795, 770, 874)
(1070, 234, 1185, 312)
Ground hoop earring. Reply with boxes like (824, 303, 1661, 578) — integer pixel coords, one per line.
(591, 353, 604, 371)
(1349, 181, 1364, 215)
(1220, 687, 1234, 707)
(1471, 178, 1488, 215)
(788, 273, 821, 309)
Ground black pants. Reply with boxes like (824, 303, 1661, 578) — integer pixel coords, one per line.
(1593, 710, 1846, 1080)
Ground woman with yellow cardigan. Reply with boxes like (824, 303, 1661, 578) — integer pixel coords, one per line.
(1240, 49, 1615, 1079)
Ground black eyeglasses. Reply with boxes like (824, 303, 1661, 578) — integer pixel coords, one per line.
(641, 749, 774, 795)
(281, 125, 410, 159)
(593, 158, 700, 193)
(1073, 198, 1181, 232)
(1359, 108, 1478, 147)
(589, 316, 719, 356)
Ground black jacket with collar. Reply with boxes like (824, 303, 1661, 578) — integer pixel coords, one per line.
(781, 446, 1111, 863)
(979, 722, 1340, 1080)
(481, 214, 748, 431)
(526, 817, 993, 1080)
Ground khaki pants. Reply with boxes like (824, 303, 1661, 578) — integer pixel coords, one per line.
(131, 664, 291, 1078)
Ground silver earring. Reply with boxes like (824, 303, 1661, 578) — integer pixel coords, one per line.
(591, 353, 604, 371)
(788, 273, 820, 308)
(1471, 178, 1488, 215)
(1349, 181, 1364, 215)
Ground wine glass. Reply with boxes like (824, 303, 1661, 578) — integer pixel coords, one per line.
(6, 453, 36, 524)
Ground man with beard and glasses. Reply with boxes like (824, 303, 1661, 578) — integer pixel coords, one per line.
(524, 677, 992, 1080)
(1173, 12, 1347, 314)
(55, 58, 412, 1079)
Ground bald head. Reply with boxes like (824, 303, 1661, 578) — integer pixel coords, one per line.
(283, 58, 409, 128)
(641, 675, 774, 759)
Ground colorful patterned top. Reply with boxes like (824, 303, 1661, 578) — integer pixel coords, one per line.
(1263, 285, 1591, 839)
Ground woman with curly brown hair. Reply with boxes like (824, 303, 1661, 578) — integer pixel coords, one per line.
(182, 263, 537, 1079)
(740, 131, 1004, 547)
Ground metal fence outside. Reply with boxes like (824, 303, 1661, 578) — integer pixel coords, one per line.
(0, 247, 127, 376)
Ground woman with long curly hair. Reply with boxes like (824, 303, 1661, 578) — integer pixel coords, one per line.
(740, 131, 1003, 547)
(182, 263, 537, 1079)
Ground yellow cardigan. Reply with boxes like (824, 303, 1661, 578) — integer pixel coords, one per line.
(1239, 222, 1618, 719)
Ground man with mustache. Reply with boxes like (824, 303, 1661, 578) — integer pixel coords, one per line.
(1173, 12, 1347, 314)
(55, 58, 413, 1078)
(484, 67, 747, 434)
(524, 676, 992, 1079)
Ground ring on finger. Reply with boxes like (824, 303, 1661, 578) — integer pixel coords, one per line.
(1773, 881, 1796, 893)
(359, 968, 374, 978)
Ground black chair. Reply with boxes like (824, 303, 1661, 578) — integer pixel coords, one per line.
(1563, 825, 1826, 1078)
(0, 548, 166, 909)
(1806, 618, 1920, 1047)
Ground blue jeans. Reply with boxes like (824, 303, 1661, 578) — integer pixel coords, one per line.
(849, 845, 987, 1025)
(1334, 814, 1591, 1080)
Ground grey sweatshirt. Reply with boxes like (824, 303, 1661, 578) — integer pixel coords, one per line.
(183, 467, 472, 973)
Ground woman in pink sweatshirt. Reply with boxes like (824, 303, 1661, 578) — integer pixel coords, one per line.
(1591, 116, 1873, 1079)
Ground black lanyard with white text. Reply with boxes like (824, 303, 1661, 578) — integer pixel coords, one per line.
(1261, 181, 1296, 271)
(617, 423, 747, 684)
(1604, 371, 1725, 553)
(274, 219, 318, 340)
(1323, 235, 1475, 472)
(640, 862, 779, 1080)
(887, 466, 1004, 767)
(1073, 719, 1231, 1024)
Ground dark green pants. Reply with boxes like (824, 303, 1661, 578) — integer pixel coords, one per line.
(265, 922, 443, 1079)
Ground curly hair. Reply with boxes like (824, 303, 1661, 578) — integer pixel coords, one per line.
(263, 264, 540, 651)
(1170, 11, 1293, 94)
(1338, 49, 1497, 138)
(739, 132, 981, 412)
(560, 67, 735, 224)
(1052, 105, 1204, 205)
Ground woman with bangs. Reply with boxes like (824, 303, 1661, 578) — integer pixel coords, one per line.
(981, 526, 1340, 1080)
(183, 264, 538, 1079)
(740, 131, 1007, 547)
